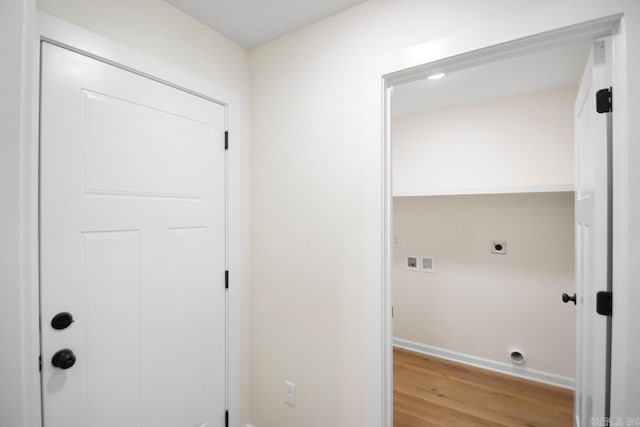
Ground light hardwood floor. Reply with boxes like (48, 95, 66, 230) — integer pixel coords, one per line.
(394, 349, 573, 427)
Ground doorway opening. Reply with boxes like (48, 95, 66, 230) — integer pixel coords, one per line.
(386, 29, 615, 426)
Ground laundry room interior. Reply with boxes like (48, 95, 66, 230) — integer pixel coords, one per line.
(390, 41, 590, 425)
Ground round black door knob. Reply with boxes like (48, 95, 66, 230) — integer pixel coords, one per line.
(562, 293, 577, 305)
(51, 349, 76, 370)
(51, 312, 74, 330)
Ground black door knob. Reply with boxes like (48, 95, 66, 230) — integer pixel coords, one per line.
(51, 349, 76, 370)
(562, 293, 577, 305)
(51, 312, 74, 330)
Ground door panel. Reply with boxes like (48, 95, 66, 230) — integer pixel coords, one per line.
(574, 40, 611, 426)
(40, 42, 226, 427)
(83, 90, 207, 198)
(84, 230, 142, 427)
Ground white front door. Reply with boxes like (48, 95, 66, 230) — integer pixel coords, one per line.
(574, 40, 612, 427)
(40, 42, 227, 427)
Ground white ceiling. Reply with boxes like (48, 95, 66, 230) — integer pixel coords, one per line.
(392, 41, 593, 116)
(165, 0, 366, 48)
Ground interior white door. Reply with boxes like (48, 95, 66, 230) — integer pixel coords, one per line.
(40, 42, 227, 427)
(574, 40, 611, 427)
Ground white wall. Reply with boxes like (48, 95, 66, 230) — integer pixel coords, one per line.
(392, 85, 577, 195)
(35, 0, 252, 424)
(393, 193, 575, 378)
(249, 1, 569, 426)
(13, 1, 640, 426)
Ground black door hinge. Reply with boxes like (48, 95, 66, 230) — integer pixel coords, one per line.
(225, 131, 229, 150)
(225, 270, 229, 290)
(596, 291, 612, 316)
(596, 87, 612, 113)
(39, 355, 42, 372)
(225, 409, 229, 427)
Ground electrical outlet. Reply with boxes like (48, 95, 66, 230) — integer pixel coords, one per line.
(284, 380, 296, 406)
(491, 240, 507, 254)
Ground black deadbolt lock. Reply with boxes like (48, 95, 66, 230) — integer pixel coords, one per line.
(562, 293, 577, 305)
(494, 244, 503, 251)
(51, 312, 74, 330)
(51, 349, 76, 370)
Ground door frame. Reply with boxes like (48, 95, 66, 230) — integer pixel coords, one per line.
(20, 12, 243, 427)
(362, 2, 639, 426)
(0, 1, 39, 426)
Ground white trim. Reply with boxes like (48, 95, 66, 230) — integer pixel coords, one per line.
(0, 1, 40, 427)
(363, 3, 638, 426)
(608, 13, 638, 420)
(393, 184, 575, 197)
(393, 338, 575, 390)
(31, 13, 244, 427)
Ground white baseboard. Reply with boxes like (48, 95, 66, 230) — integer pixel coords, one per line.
(393, 337, 575, 390)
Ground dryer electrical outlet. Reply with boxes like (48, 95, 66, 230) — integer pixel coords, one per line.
(491, 240, 507, 254)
